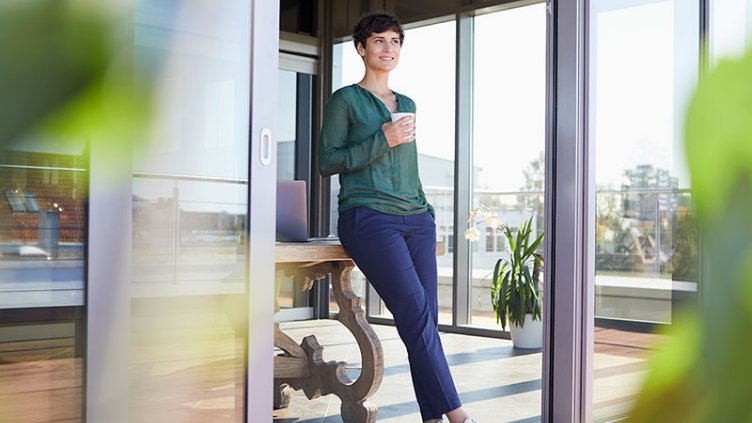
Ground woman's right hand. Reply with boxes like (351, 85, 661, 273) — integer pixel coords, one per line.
(382, 116, 416, 147)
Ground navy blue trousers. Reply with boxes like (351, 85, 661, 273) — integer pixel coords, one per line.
(338, 206, 462, 421)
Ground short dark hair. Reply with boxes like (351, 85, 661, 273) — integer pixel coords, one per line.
(352, 12, 404, 50)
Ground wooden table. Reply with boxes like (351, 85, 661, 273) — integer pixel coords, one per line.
(274, 240, 382, 423)
(273, 240, 445, 423)
(274, 240, 446, 423)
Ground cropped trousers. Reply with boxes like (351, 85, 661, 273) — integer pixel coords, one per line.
(338, 206, 462, 421)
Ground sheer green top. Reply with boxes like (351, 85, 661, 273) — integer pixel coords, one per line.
(318, 84, 434, 218)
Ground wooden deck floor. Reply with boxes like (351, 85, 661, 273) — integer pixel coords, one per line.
(0, 337, 81, 423)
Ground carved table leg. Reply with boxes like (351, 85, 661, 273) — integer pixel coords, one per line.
(276, 261, 384, 423)
(330, 261, 384, 422)
(273, 323, 308, 409)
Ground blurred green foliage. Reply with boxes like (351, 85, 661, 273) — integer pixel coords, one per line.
(0, 0, 153, 177)
(0, 1, 107, 145)
(627, 50, 752, 422)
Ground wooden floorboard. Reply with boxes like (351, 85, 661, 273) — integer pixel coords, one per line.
(594, 327, 665, 359)
(0, 358, 82, 423)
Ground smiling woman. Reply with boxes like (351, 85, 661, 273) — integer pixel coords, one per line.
(318, 11, 478, 423)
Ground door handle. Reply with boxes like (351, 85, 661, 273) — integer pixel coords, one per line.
(260, 128, 272, 166)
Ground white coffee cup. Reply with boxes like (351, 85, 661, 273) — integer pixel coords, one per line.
(390, 112, 415, 124)
(390, 112, 415, 139)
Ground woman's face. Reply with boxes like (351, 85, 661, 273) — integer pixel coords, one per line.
(357, 30, 401, 74)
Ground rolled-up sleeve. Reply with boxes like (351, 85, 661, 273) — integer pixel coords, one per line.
(318, 93, 390, 177)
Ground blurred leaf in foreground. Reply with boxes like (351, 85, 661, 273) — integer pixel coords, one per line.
(0, 0, 108, 145)
(0, 0, 155, 180)
(627, 50, 752, 422)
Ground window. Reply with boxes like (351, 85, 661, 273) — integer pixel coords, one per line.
(277, 69, 298, 181)
(5, 189, 28, 212)
(471, 4, 546, 330)
(588, 0, 700, 419)
(710, 0, 752, 65)
(5, 189, 39, 213)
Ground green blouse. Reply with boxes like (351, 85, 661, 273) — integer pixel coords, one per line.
(318, 84, 435, 218)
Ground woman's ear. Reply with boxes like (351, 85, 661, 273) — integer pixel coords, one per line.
(356, 42, 365, 57)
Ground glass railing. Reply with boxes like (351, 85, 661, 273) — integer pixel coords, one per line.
(372, 185, 697, 329)
(595, 187, 697, 324)
(131, 172, 248, 297)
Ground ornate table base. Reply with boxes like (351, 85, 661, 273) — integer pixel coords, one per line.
(274, 260, 384, 423)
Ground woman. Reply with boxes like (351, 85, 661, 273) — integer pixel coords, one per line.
(318, 11, 478, 423)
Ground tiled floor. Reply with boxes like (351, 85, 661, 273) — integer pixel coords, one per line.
(274, 319, 543, 423)
(274, 320, 659, 423)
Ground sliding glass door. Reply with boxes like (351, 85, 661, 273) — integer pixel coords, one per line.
(588, 0, 700, 419)
(84, 1, 278, 422)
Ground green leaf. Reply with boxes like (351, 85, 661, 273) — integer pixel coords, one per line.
(528, 233, 544, 257)
(685, 51, 752, 223)
(506, 226, 516, 254)
(0, 1, 110, 146)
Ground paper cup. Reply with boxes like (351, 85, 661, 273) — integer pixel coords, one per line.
(390, 112, 415, 124)
(390, 112, 415, 140)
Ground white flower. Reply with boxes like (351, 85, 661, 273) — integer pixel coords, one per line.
(464, 226, 481, 241)
(484, 213, 500, 228)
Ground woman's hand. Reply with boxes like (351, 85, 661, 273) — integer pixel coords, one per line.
(382, 116, 416, 147)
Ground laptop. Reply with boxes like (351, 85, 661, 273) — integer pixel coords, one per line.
(276, 180, 309, 242)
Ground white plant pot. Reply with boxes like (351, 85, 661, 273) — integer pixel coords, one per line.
(509, 314, 543, 349)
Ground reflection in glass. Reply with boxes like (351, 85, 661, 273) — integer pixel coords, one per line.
(129, 1, 250, 420)
(472, 4, 546, 331)
(589, 1, 700, 420)
(0, 148, 87, 422)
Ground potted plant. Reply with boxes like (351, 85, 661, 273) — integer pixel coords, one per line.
(466, 207, 544, 348)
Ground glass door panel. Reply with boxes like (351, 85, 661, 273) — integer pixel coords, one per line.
(588, 1, 700, 419)
(129, 1, 252, 420)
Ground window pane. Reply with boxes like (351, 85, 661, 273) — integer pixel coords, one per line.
(275, 68, 313, 317)
(472, 4, 546, 334)
(710, 0, 752, 65)
(589, 1, 700, 420)
(277, 69, 297, 181)
(0, 146, 87, 421)
(130, 1, 250, 420)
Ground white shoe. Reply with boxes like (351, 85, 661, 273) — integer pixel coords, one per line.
(463, 419, 479, 423)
